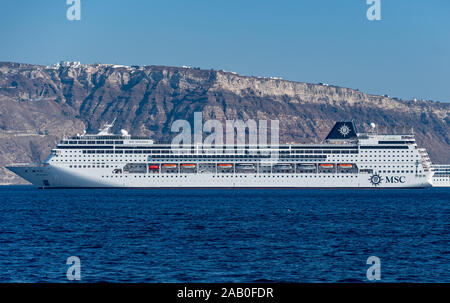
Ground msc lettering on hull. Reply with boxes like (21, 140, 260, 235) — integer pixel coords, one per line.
(386, 176, 406, 184)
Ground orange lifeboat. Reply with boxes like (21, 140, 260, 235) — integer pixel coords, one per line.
(148, 165, 159, 170)
(319, 164, 334, 168)
(338, 164, 353, 168)
(162, 164, 177, 168)
(181, 164, 196, 168)
(217, 164, 233, 168)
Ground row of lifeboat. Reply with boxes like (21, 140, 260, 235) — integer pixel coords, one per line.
(149, 164, 197, 170)
(150, 163, 248, 170)
(149, 163, 354, 170)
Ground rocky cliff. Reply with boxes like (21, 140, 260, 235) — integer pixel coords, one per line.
(0, 61, 448, 184)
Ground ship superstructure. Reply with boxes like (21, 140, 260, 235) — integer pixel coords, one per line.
(7, 121, 433, 188)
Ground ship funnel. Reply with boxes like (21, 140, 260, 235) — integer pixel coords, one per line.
(325, 121, 358, 140)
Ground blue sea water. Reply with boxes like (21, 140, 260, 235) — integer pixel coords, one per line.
(0, 186, 448, 283)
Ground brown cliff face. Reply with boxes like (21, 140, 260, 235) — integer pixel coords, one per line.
(0, 62, 449, 184)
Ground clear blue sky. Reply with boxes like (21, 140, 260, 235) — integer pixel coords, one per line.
(1, 0, 449, 102)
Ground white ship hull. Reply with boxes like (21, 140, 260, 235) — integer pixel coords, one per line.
(7, 121, 435, 189)
(8, 165, 432, 189)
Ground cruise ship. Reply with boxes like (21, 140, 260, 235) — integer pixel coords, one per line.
(7, 121, 433, 189)
(431, 164, 450, 187)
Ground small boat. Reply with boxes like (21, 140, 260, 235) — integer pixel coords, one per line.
(274, 164, 293, 169)
(338, 164, 353, 168)
(319, 164, 334, 168)
(298, 164, 316, 169)
(236, 164, 255, 169)
(148, 165, 159, 170)
(162, 164, 177, 168)
(217, 164, 233, 168)
(181, 163, 196, 168)
(181, 164, 196, 168)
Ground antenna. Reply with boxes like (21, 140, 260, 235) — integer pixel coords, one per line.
(97, 117, 117, 135)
